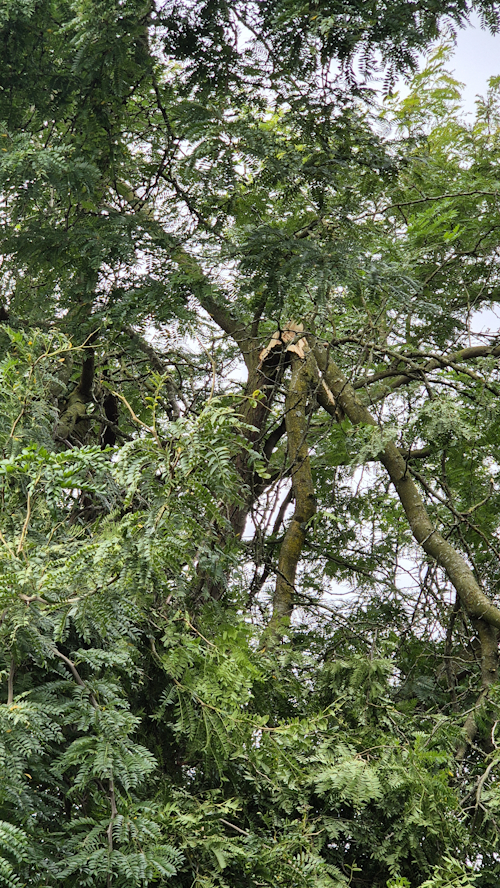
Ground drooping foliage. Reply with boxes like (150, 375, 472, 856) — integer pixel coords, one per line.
(2, 2, 500, 887)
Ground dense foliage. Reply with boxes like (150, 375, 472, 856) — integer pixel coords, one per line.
(2, 1, 500, 886)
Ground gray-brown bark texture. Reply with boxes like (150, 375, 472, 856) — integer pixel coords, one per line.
(310, 342, 500, 632)
(265, 352, 316, 638)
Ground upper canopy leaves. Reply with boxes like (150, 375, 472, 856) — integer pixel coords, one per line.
(2, 3, 500, 887)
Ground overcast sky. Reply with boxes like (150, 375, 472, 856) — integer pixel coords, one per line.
(451, 16, 500, 334)
(451, 14, 500, 111)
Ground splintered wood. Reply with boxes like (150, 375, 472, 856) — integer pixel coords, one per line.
(258, 321, 309, 366)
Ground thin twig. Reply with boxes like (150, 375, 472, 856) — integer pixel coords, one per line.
(476, 758, 497, 808)
(52, 646, 116, 876)
(52, 648, 99, 707)
(17, 491, 33, 555)
(220, 818, 250, 837)
(196, 337, 216, 403)
(7, 659, 15, 705)
(112, 390, 161, 446)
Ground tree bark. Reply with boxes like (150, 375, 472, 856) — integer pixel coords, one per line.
(55, 349, 95, 442)
(312, 342, 500, 633)
(457, 619, 499, 759)
(264, 353, 316, 640)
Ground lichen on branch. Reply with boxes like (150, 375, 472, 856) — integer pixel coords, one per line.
(265, 351, 316, 639)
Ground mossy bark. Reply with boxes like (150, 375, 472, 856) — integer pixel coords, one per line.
(312, 343, 500, 632)
(309, 341, 500, 752)
(265, 353, 316, 638)
(55, 350, 95, 442)
(457, 619, 499, 758)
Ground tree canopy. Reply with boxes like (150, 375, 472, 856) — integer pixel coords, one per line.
(2, 1, 500, 886)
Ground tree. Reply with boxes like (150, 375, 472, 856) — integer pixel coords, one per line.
(1, 1, 500, 885)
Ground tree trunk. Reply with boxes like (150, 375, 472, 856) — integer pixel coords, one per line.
(264, 353, 316, 641)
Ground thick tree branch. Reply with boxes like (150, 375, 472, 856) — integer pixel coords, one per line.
(116, 182, 255, 367)
(312, 342, 500, 633)
(457, 619, 499, 760)
(55, 347, 95, 442)
(264, 353, 316, 640)
(356, 342, 500, 402)
(263, 418, 287, 462)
